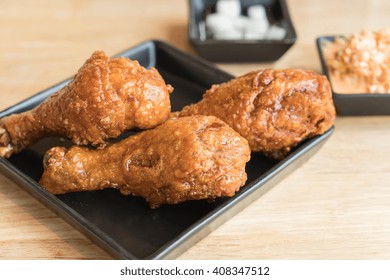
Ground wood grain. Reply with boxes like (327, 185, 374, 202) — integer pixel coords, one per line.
(1, 0, 390, 259)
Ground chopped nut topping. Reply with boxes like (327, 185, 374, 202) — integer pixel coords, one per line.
(326, 29, 390, 93)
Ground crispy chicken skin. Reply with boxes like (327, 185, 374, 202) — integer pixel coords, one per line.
(0, 51, 173, 158)
(176, 69, 336, 159)
(40, 116, 251, 208)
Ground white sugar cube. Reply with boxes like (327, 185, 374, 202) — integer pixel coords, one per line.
(244, 32, 266, 40)
(248, 5, 267, 19)
(205, 1, 280, 41)
(245, 17, 269, 35)
(266, 25, 287, 40)
(232, 15, 249, 32)
(214, 28, 243, 40)
(216, 0, 241, 17)
(205, 13, 234, 34)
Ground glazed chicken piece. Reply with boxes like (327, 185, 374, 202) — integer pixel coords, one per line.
(40, 116, 251, 208)
(0, 51, 173, 158)
(176, 69, 336, 160)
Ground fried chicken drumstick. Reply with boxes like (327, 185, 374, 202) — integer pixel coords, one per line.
(40, 116, 251, 208)
(0, 51, 173, 158)
(176, 69, 336, 160)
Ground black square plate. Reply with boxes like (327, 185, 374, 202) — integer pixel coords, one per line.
(188, 0, 297, 62)
(316, 36, 390, 116)
(0, 40, 333, 259)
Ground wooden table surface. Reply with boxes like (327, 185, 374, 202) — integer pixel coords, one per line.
(1, 0, 389, 259)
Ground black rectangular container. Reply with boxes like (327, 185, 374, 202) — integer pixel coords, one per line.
(0, 40, 333, 259)
(188, 0, 297, 62)
(316, 36, 390, 116)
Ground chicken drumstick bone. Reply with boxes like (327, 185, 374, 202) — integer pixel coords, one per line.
(40, 116, 251, 208)
(0, 51, 173, 158)
(176, 69, 336, 160)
